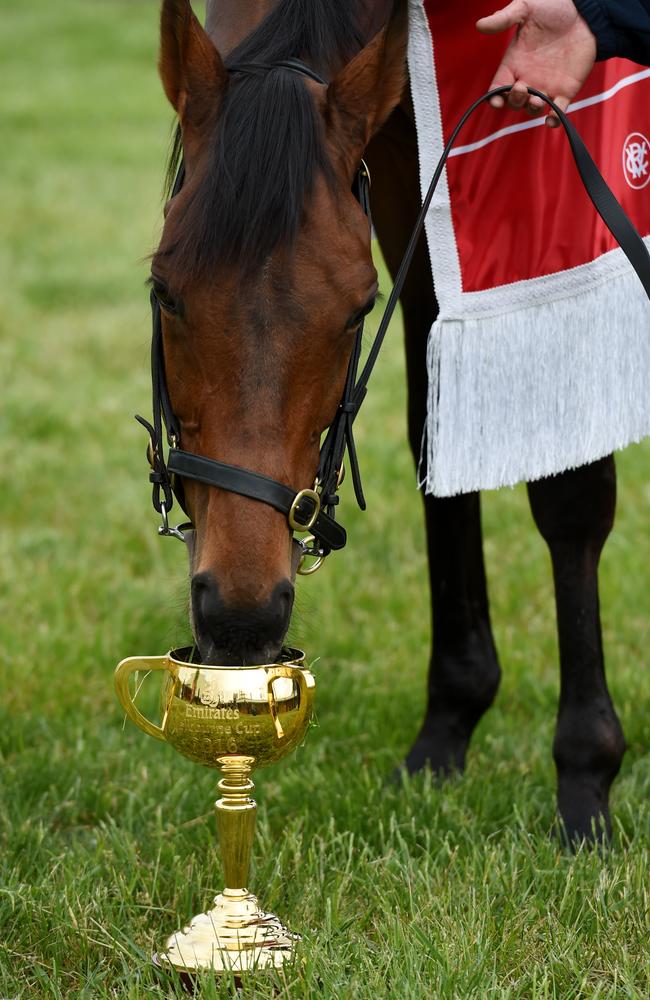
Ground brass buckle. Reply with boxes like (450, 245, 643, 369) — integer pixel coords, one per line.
(288, 488, 321, 533)
(360, 158, 371, 187)
(150, 434, 178, 467)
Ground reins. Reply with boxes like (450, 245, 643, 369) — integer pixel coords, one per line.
(139, 70, 650, 574)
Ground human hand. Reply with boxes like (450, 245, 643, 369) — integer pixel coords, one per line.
(476, 0, 597, 126)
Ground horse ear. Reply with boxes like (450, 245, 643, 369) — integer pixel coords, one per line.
(326, 1, 407, 170)
(159, 0, 227, 129)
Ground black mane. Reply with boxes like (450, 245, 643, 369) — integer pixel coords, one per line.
(162, 0, 367, 279)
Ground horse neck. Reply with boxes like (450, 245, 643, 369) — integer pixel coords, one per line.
(204, 0, 274, 56)
(358, 0, 397, 40)
(204, 0, 396, 64)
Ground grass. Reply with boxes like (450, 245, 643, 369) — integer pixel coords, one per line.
(1, 2, 650, 997)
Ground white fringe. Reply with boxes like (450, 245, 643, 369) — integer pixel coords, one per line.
(422, 268, 650, 496)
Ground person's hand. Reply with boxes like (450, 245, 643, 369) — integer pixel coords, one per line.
(476, 0, 597, 126)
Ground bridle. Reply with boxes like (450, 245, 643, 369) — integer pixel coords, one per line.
(138, 59, 373, 573)
(138, 62, 650, 575)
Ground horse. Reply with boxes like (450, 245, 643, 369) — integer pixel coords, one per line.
(149, 0, 626, 844)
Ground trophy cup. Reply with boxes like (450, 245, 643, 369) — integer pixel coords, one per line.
(114, 646, 315, 975)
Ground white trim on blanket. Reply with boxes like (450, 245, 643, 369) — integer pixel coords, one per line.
(407, 0, 460, 315)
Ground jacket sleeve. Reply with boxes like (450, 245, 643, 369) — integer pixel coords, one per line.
(573, 0, 650, 64)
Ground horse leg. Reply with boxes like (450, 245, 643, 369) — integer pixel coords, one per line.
(527, 457, 626, 842)
(366, 104, 501, 775)
(406, 492, 501, 774)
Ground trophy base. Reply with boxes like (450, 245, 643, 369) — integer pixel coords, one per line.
(156, 889, 300, 975)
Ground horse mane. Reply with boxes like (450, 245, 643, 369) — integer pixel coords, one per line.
(162, 0, 367, 279)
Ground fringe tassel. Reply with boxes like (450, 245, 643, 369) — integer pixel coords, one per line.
(422, 269, 650, 496)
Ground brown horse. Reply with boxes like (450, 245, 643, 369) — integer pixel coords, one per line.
(150, 0, 625, 843)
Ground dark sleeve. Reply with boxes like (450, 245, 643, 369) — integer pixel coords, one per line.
(573, 0, 650, 64)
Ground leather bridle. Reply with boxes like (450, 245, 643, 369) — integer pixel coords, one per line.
(138, 66, 650, 574)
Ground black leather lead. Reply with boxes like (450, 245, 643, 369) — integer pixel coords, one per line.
(139, 78, 650, 560)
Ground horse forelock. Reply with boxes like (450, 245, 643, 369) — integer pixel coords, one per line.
(162, 0, 367, 282)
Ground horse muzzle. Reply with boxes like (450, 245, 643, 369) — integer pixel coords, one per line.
(190, 571, 295, 666)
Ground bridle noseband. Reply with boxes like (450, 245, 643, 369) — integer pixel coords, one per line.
(139, 64, 650, 574)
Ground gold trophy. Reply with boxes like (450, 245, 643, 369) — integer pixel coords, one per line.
(114, 646, 315, 975)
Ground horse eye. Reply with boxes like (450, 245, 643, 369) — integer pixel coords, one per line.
(346, 296, 377, 331)
(151, 276, 180, 316)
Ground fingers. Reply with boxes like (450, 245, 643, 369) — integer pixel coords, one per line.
(489, 80, 568, 122)
(506, 80, 529, 109)
(476, 0, 528, 35)
(502, 80, 544, 114)
(508, 83, 547, 116)
(527, 94, 546, 115)
(545, 95, 570, 128)
(486, 64, 515, 108)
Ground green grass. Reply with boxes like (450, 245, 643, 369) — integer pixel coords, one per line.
(2, 2, 650, 997)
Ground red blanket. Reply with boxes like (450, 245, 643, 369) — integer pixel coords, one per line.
(408, 0, 650, 495)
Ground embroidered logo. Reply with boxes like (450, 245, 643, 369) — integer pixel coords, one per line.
(623, 132, 650, 190)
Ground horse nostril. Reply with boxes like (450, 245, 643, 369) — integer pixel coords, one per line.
(273, 579, 294, 621)
(191, 571, 217, 621)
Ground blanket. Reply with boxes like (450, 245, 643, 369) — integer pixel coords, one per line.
(408, 0, 650, 495)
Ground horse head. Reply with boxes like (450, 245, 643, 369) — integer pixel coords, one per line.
(152, 0, 406, 664)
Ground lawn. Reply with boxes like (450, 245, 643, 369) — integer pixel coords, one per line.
(1, 2, 650, 998)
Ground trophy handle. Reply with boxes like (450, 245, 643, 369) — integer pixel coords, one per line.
(114, 656, 170, 742)
(266, 665, 312, 741)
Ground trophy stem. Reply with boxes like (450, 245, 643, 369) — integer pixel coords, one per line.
(159, 754, 299, 974)
(215, 755, 257, 894)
